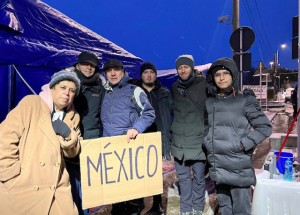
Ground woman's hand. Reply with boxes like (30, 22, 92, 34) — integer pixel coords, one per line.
(58, 128, 80, 149)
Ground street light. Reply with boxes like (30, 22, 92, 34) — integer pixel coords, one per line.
(274, 44, 287, 92)
(276, 44, 287, 68)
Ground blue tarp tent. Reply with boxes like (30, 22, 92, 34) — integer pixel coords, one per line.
(0, 0, 143, 122)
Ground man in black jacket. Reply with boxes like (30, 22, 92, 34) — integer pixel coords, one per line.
(133, 61, 174, 215)
(138, 62, 173, 160)
(171, 55, 207, 215)
(66, 51, 105, 215)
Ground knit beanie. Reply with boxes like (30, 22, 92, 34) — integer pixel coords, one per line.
(49, 70, 81, 96)
(176, 54, 194, 70)
(211, 65, 232, 77)
(140, 62, 157, 76)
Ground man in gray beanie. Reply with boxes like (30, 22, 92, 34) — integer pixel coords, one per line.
(176, 54, 195, 70)
(171, 54, 207, 215)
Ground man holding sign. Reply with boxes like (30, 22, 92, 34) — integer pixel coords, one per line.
(101, 59, 155, 214)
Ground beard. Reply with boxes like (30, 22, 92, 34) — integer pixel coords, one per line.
(142, 81, 155, 88)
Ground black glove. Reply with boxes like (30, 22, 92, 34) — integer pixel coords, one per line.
(52, 119, 71, 139)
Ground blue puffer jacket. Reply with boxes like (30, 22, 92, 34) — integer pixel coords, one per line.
(101, 76, 155, 137)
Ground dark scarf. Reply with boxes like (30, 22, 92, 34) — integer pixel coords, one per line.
(75, 69, 100, 86)
(178, 72, 195, 89)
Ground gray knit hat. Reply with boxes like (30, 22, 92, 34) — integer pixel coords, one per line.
(176, 54, 195, 70)
(49, 70, 81, 96)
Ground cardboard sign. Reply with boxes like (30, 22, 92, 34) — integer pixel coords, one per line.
(79, 132, 163, 209)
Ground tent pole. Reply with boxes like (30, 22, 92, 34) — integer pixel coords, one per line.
(8, 65, 16, 111)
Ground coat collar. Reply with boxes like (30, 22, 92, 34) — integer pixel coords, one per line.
(38, 98, 75, 155)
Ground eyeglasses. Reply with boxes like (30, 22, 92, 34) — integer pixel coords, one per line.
(214, 71, 231, 78)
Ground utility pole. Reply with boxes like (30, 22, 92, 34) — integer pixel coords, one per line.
(259, 62, 262, 108)
(232, 0, 240, 32)
(274, 53, 278, 93)
(232, 0, 242, 89)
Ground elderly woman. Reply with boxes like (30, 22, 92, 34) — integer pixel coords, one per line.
(0, 70, 82, 215)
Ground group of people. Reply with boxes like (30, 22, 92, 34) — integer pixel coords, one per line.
(0, 51, 272, 215)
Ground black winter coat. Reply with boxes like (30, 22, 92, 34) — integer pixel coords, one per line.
(171, 75, 207, 161)
(74, 71, 105, 139)
(204, 58, 272, 187)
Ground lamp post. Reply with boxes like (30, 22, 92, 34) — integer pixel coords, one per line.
(270, 61, 281, 99)
(276, 76, 281, 92)
(275, 44, 287, 71)
(274, 44, 286, 93)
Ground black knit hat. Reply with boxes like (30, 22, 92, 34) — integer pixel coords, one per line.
(211, 65, 232, 77)
(176, 54, 194, 70)
(140, 62, 157, 76)
(102, 59, 124, 71)
(77, 51, 99, 67)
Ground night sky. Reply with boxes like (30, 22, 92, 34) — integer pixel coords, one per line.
(43, 0, 298, 71)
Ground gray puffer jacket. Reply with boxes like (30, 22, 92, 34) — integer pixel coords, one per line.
(204, 58, 272, 187)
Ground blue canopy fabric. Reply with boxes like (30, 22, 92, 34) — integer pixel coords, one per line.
(0, 0, 143, 122)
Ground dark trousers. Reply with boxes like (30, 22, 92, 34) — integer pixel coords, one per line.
(174, 158, 206, 213)
(216, 184, 252, 215)
(65, 159, 89, 215)
(293, 104, 298, 118)
(111, 199, 143, 215)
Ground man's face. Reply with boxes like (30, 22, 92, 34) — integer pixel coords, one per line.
(51, 80, 76, 111)
(105, 67, 124, 85)
(141, 69, 156, 86)
(213, 69, 233, 90)
(177, 64, 193, 81)
(76, 62, 96, 77)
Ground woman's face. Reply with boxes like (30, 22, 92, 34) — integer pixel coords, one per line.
(51, 80, 76, 111)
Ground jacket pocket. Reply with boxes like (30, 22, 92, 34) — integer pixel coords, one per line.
(1, 174, 20, 191)
(233, 135, 243, 153)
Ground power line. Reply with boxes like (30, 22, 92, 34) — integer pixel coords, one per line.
(243, 0, 272, 61)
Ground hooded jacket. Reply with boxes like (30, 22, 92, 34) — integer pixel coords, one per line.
(204, 58, 272, 187)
